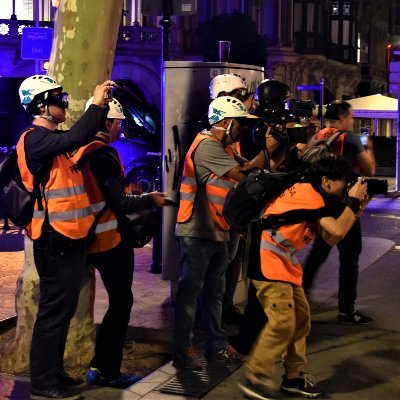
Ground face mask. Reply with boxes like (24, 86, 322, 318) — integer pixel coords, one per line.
(47, 91, 69, 109)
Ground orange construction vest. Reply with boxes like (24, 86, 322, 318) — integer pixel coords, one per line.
(72, 141, 123, 254)
(16, 129, 94, 240)
(315, 127, 346, 156)
(177, 132, 236, 231)
(260, 183, 325, 286)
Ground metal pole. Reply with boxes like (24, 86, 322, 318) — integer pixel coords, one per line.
(396, 92, 400, 191)
(34, 0, 40, 74)
(319, 77, 324, 127)
(160, 0, 173, 62)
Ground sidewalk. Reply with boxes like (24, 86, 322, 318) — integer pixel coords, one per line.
(0, 191, 399, 399)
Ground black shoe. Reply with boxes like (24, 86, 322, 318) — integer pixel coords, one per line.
(237, 375, 275, 400)
(338, 310, 373, 325)
(172, 346, 202, 370)
(205, 344, 244, 364)
(31, 387, 82, 400)
(222, 306, 244, 325)
(280, 373, 322, 398)
(59, 372, 84, 388)
(86, 368, 142, 389)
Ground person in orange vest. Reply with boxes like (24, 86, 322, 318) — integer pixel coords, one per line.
(238, 154, 367, 399)
(173, 95, 279, 370)
(302, 101, 376, 324)
(209, 73, 253, 325)
(17, 75, 114, 400)
(77, 97, 167, 389)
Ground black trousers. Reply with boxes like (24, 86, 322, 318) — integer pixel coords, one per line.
(223, 236, 244, 311)
(87, 240, 134, 378)
(234, 282, 267, 355)
(30, 224, 87, 390)
(302, 219, 362, 314)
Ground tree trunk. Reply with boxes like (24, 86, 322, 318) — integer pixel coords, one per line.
(1, 0, 123, 376)
(48, 0, 124, 128)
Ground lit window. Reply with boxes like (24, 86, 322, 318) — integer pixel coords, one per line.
(343, 1, 351, 16)
(332, 1, 339, 16)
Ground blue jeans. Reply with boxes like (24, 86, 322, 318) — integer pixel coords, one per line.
(174, 237, 228, 353)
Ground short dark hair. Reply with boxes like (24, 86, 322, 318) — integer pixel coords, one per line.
(325, 100, 352, 121)
(307, 154, 353, 184)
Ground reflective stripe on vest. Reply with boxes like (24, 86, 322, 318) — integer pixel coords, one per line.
(262, 231, 299, 265)
(74, 141, 123, 254)
(16, 129, 94, 240)
(176, 133, 236, 231)
(259, 182, 326, 285)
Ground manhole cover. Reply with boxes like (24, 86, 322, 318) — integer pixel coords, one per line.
(158, 359, 241, 398)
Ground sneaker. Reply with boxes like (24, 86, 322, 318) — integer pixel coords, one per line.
(205, 344, 244, 364)
(59, 372, 84, 388)
(31, 386, 82, 400)
(222, 306, 244, 325)
(280, 372, 322, 398)
(338, 310, 373, 325)
(172, 345, 202, 370)
(237, 374, 275, 400)
(86, 368, 142, 389)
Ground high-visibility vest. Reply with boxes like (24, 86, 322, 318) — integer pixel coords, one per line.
(72, 141, 122, 254)
(177, 132, 236, 231)
(16, 129, 94, 240)
(260, 183, 325, 286)
(315, 127, 346, 156)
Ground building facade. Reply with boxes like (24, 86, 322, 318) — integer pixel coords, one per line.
(0, 0, 395, 109)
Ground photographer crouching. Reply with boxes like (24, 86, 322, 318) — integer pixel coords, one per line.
(230, 79, 320, 355)
(238, 155, 368, 399)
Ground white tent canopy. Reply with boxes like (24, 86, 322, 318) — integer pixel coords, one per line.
(346, 94, 398, 119)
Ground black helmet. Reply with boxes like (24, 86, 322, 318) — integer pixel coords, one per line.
(254, 79, 291, 110)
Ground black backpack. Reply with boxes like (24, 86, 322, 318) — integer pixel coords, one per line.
(0, 148, 41, 227)
(222, 168, 300, 233)
(301, 130, 345, 164)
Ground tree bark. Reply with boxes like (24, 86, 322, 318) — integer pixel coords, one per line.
(0, 0, 123, 376)
(48, 0, 123, 128)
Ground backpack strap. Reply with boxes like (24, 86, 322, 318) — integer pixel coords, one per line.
(326, 130, 346, 146)
(260, 208, 323, 231)
(20, 127, 46, 212)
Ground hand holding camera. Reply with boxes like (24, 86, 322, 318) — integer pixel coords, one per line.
(92, 80, 117, 107)
(348, 177, 367, 201)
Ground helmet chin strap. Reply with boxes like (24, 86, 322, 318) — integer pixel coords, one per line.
(33, 105, 63, 124)
(225, 119, 233, 136)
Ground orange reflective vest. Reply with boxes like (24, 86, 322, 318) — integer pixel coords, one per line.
(16, 129, 94, 240)
(315, 127, 346, 156)
(177, 132, 236, 231)
(72, 141, 122, 254)
(260, 183, 325, 286)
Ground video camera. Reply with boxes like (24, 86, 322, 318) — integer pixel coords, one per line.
(348, 176, 388, 196)
(252, 99, 326, 149)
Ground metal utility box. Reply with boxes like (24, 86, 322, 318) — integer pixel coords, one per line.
(161, 61, 264, 288)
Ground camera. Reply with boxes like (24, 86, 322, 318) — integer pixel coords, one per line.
(285, 99, 327, 119)
(252, 99, 323, 148)
(348, 176, 388, 196)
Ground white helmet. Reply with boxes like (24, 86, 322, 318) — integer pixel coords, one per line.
(208, 96, 256, 125)
(85, 97, 125, 119)
(19, 75, 61, 110)
(209, 73, 246, 99)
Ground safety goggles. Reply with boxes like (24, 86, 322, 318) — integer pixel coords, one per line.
(47, 91, 69, 109)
